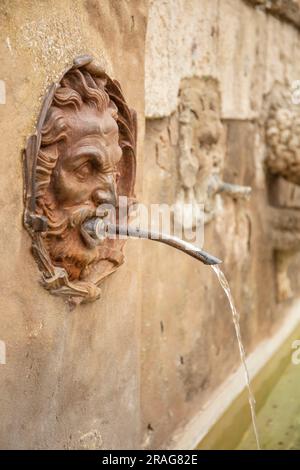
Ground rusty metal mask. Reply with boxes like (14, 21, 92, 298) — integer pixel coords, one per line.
(23, 55, 136, 306)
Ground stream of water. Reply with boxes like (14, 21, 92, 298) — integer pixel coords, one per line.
(211, 265, 261, 450)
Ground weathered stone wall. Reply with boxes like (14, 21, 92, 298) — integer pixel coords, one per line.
(142, 0, 300, 449)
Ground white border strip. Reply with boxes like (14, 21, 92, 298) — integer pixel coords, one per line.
(0, 80, 6, 105)
(168, 299, 300, 450)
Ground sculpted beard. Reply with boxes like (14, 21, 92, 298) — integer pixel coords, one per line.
(40, 195, 104, 281)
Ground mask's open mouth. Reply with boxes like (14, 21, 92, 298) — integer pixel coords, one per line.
(80, 225, 99, 249)
(79, 206, 112, 249)
(80, 217, 107, 249)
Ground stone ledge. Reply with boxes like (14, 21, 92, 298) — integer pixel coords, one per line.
(244, 0, 300, 29)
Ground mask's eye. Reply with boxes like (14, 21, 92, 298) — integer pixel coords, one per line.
(75, 161, 93, 181)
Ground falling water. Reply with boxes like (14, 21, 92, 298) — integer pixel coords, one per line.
(211, 265, 261, 450)
(82, 217, 260, 447)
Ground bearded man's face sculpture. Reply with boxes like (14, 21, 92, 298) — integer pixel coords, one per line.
(24, 56, 136, 306)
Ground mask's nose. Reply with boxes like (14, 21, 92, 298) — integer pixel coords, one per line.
(92, 177, 118, 208)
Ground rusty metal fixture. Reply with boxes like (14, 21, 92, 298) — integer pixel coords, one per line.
(82, 218, 222, 266)
(23, 55, 136, 306)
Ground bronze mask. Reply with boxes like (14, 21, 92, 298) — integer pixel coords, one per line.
(23, 56, 136, 306)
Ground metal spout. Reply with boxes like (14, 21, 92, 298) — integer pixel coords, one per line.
(82, 217, 222, 266)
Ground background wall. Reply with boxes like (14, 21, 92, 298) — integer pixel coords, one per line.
(142, 0, 300, 449)
(0, 0, 300, 450)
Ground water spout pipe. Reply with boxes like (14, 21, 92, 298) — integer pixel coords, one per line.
(82, 217, 222, 266)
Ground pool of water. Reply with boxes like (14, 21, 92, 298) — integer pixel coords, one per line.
(237, 359, 300, 450)
(197, 323, 300, 450)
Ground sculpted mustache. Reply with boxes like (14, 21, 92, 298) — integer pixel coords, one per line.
(68, 207, 97, 228)
(46, 207, 97, 236)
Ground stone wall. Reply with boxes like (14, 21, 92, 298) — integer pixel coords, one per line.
(0, 0, 300, 450)
(142, 0, 300, 449)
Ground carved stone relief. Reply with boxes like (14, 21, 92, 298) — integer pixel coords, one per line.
(23, 55, 136, 306)
(264, 84, 300, 301)
(174, 77, 251, 231)
(265, 85, 300, 186)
